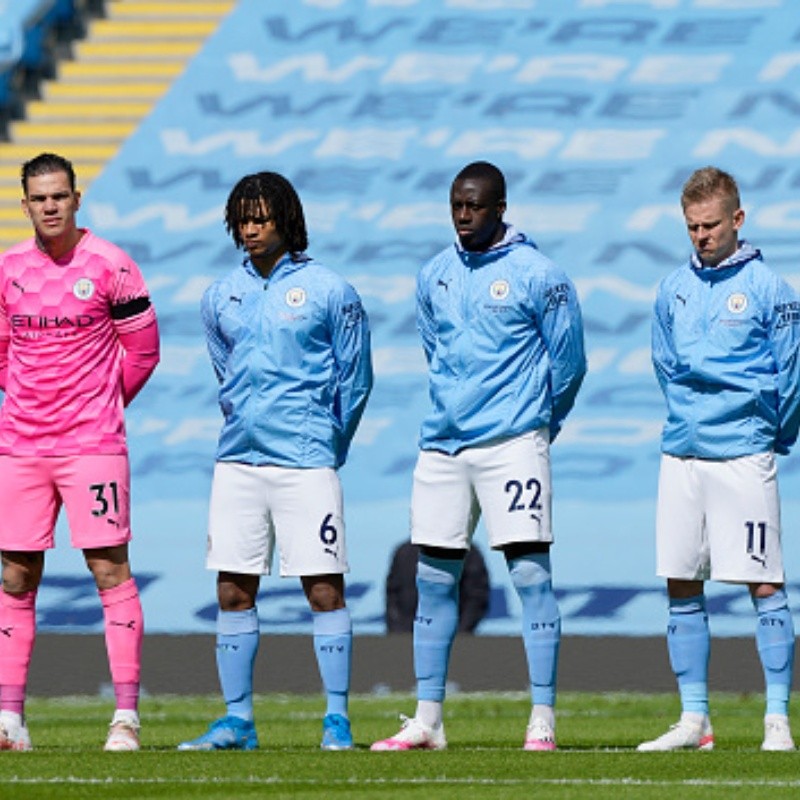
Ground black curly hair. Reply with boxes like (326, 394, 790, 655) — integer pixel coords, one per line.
(225, 171, 308, 259)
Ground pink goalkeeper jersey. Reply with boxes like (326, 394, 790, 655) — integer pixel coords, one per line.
(0, 229, 156, 456)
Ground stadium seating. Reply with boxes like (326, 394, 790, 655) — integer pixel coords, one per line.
(0, 0, 234, 246)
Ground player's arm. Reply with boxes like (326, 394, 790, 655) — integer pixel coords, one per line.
(115, 315, 160, 406)
(536, 269, 587, 442)
(109, 255, 160, 405)
(0, 297, 9, 391)
(768, 278, 800, 455)
(330, 282, 373, 452)
(651, 282, 676, 394)
(200, 284, 229, 384)
(416, 270, 436, 364)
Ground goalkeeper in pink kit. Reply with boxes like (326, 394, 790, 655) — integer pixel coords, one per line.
(0, 153, 160, 751)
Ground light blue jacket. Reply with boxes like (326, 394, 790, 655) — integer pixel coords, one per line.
(417, 226, 586, 453)
(201, 254, 373, 468)
(652, 242, 800, 458)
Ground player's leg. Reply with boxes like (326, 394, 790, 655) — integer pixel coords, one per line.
(707, 452, 793, 751)
(639, 456, 713, 751)
(0, 455, 59, 752)
(371, 449, 473, 752)
(216, 574, 261, 720)
(59, 453, 142, 751)
(414, 546, 465, 725)
(302, 574, 353, 750)
(370, 545, 462, 752)
(504, 542, 559, 751)
(179, 462, 269, 751)
(0, 552, 42, 752)
(751, 584, 795, 750)
(475, 430, 558, 750)
(272, 466, 354, 750)
(84, 543, 143, 751)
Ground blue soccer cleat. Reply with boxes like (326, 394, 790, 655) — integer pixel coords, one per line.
(177, 715, 258, 751)
(320, 713, 353, 750)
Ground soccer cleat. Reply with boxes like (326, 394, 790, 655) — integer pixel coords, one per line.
(0, 712, 32, 752)
(104, 711, 140, 752)
(524, 716, 556, 751)
(637, 715, 715, 751)
(320, 713, 354, 750)
(762, 714, 795, 752)
(370, 715, 447, 751)
(177, 715, 258, 751)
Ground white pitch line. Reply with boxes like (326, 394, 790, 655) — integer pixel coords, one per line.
(3, 777, 800, 788)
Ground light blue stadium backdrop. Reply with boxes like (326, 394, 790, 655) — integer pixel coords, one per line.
(39, 0, 800, 636)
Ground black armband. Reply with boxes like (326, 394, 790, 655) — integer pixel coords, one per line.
(111, 296, 152, 320)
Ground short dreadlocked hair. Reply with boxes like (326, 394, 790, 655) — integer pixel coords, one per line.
(224, 171, 308, 258)
(21, 152, 77, 194)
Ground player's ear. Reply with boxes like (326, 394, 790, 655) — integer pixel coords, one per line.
(74, 190, 82, 210)
(732, 207, 744, 231)
(496, 199, 506, 219)
(21, 198, 30, 219)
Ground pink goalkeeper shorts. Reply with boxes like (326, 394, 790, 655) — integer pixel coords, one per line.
(0, 454, 131, 551)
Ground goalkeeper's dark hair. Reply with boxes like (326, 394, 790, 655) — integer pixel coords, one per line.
(225, 172, 308, 258)
(21, 152, 77, 193)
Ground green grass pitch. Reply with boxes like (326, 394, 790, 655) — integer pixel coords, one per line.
(2, 692, 798, 799)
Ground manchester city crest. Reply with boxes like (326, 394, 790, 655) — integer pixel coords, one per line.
(286, 287, 307, 308)
(490, 280, 510, 301)
(727, 293, 747, 314)
(73, 278, 95, 300)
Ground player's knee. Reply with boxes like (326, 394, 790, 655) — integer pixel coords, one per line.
(508, 553, 551, 591)
(304, 577, 345, 613)
(416, 557, 460, 598)
(217, 574, 259, 611)
(751, 586, 789, 614)
(2, 554, 44, 594)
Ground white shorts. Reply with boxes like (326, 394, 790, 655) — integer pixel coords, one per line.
(206, 462, 348, 577)
(411, 429, 552, 550)
(656, 452, 784, 584)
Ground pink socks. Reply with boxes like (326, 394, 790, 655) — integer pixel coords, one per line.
(99, 578, 143, 713)
(0, 589, 36, 717)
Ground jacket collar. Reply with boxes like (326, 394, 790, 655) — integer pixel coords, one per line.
(690, 240, 761, 273)
(242, 252, 310, 280)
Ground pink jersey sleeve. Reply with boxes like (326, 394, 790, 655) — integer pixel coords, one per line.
(0, 291, 9, 391)
(117, 319, 160, 406)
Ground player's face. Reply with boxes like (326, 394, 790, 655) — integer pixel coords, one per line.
(683, 194, 744, 267)
(237, 199, 287, 274)
(22, 171, 81, 248)
(450, 177, 506, 252)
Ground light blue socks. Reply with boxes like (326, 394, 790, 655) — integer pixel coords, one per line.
(313, 607, 353, 717)
(414, 555, 463, 703)
(753, 588, 795, 717)
(216, 607, 260, 721)
(509, 552, 560, 707)
(667, 595, 710, 715)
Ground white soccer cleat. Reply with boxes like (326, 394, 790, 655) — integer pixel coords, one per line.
(370, 715, 447, 751)
(524, 716, 556, 751)
(637, 715, 714, 751)
(104, 710, 140, 752)
(0, 712, 32, 752)
(762, 714, 795, 752)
